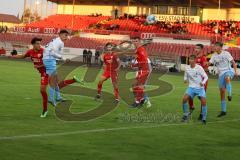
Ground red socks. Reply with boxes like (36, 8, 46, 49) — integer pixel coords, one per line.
(133, 86, 144, 102)
(97, 82, 103, 94)
(40, 90, 48, 112)
(58, 79, 76, 89)
(188, 99, 194, 109)
(114, 88, 119, 99)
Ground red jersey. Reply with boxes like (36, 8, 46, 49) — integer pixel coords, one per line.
(25, 48, 45, 73)
(196, 55, 208, 70)
(136, 46, 149, 71)
(103, 52, 119, 72)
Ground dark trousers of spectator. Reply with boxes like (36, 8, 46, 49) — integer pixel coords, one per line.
(83, 56, 87, 64)
(87, 57, 92, 66)
(95, 57, 99, 64)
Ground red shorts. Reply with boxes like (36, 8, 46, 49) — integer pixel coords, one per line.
(39, 70, 48, 86)
(136, 70, 150, 86)
(37, 67, 48, 86)
(102, 70, 118, 83)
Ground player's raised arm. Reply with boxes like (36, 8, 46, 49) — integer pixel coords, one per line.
(10, 53, 27, 59)
(10, 49, 31, 59)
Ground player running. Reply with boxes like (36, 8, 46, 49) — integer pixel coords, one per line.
(95, 42, 121, 103)
(182, 55, 208, 124)
(10, 37, 81, 117)
(188, 44, 208, 120)
(116, 37, 151, 108)
(209, 42, 238, 117)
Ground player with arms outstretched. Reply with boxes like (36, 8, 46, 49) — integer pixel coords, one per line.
(209, 42, 238, 117)
(11, 38, 49, 117)
(95, 42, 121, 103)
(10, 37, 81, 117)
(182, 55, 208, 124)
(43, 30, 81, 106)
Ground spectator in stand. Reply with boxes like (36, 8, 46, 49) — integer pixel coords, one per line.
(87, 49, 92, 66)
(83, 49, 88, 63)
(11, 48, 17, 56)
(114, 8, 119, 19)
(0, 26, 4, 33)
(203, 20, 240, 39)
(95, 50, 100, 64)
(0, 47, 6, 56)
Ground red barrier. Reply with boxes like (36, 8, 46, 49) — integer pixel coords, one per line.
(13, 26, 62, 34)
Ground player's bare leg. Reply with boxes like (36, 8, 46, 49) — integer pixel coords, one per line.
(182, 94, 191, 122)
(225, 76, 232, 101)
(96, 76, 108, 100)
(198, 82, 208, 120)
(200, 97, 207, 125)
(48, 75, 57, 107)
(112, 80, 120, 103)
(218, 88, 227, 117)
(54, 75, 67, 102)
(40, 84, 48, 118)
(58, 76, 84, 89)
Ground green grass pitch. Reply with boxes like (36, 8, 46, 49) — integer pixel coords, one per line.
(0, 59, 240, 160)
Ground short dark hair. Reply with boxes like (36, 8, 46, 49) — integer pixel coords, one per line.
(189, 54, 196, 59)
(196, 44, 204, 49)
(215, 42, 223, 47)
(59, 29, 69, 34)
(31, 37, 42, 45)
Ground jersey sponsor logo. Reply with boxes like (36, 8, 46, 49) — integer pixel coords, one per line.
(32, 58, 41, 63)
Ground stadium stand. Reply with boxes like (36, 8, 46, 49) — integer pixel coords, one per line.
(26, 14, 110, 30)
(1, 33, 239, 60)
(24, 15, 239, 42)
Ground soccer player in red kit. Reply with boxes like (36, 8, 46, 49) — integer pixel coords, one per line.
(10, 37, 81, 118)
(188, 44, 208, 120)
(116, 38, 151, 108)
(95, 42, 121, 102)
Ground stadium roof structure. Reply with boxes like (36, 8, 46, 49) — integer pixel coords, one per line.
(48, 0, 240, 8)
(0, 14, 21, 24)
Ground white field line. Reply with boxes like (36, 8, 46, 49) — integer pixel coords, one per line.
(0, 119, 239, 141)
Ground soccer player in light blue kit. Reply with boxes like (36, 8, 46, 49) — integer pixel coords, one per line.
(209, 42, 238, 117)
(182, 55, 208, 124)
(43, 30, 70, 106)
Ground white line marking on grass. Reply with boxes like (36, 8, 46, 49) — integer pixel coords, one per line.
(0, 119, 239, 141)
